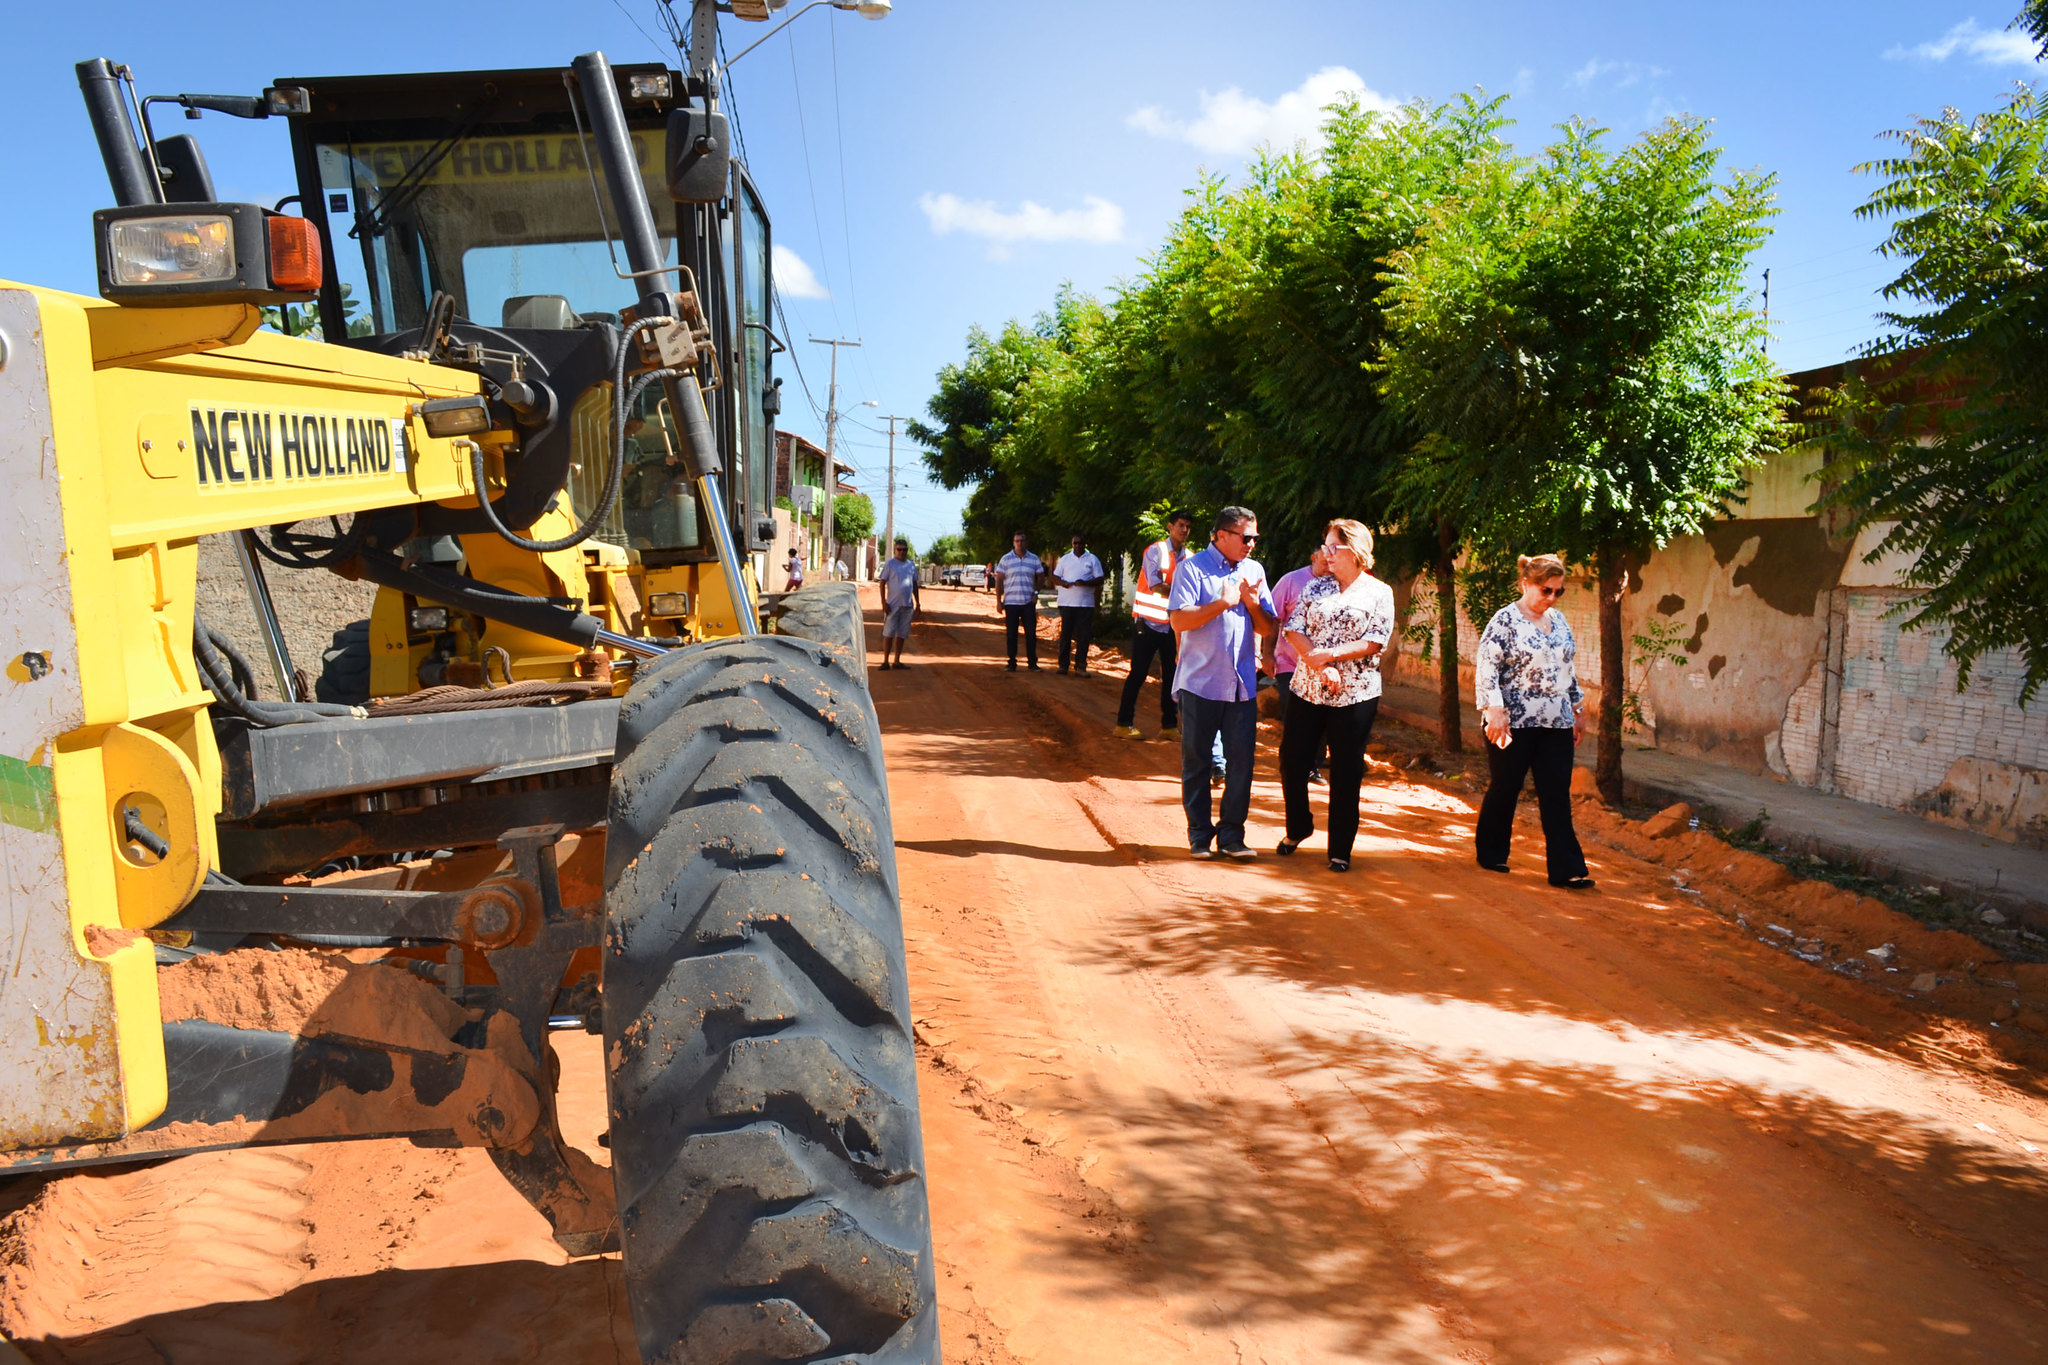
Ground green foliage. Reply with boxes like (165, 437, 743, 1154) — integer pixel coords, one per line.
(2021, 0, 2048, 54)
(1380, 116, 1786, 565)
(1816, 85, 2048, 700)
(1623, 616, 1691, 734)
(1454, 539, 1527, 633)
(1399, 589, 1438, 664)
(258, 284, 373, 341)
(832, 493, 876, 545)
(1380, 113, 1785, 797)
(924, 533, 969, 564)
(913, 95, 1518, 577)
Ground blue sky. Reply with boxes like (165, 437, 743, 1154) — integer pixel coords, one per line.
(4, 1, 2040, 550)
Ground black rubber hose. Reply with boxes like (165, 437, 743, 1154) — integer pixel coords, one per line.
(471, 318, 670, 554)
(192, 616, 361, 727)
(204, 626, 262, 700)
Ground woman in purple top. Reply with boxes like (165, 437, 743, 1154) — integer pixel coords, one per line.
(1265, 546, 1330, 782)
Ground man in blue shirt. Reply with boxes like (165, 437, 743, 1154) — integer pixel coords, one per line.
(1168, 506, 1276, 858)
(992, 531, 1047, 672)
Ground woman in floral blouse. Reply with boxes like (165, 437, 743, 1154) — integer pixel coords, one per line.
(1473, 553, 1594, 888)
(1277, 519, 1395, 872)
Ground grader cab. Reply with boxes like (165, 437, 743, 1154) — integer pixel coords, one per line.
(0, 17, 931, 1364)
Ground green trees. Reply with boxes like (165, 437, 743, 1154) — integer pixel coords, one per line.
(1818, 86, 2048, 702)
(924, 533, 969, 564)
(918, 97, 1783, 795)
(1381, 117, 1785, 801)
(832, 492, 877, 547)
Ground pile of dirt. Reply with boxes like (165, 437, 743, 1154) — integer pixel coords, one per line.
(1574, 792, 2048, 1071)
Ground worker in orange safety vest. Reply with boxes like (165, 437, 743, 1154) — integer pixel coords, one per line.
(1115, 509, 1196, 740)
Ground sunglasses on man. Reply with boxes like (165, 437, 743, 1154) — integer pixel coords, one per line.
(1221, 528, 1260, 546)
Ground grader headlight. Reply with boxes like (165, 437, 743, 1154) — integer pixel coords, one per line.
(106, 214, 235, 285)
(93, 202, 322, 305)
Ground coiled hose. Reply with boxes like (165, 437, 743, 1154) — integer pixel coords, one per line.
(470, 316, 680, 554)
(192, 615, 363, 727)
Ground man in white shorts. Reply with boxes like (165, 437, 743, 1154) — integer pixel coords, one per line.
(877, 539, 921, 670)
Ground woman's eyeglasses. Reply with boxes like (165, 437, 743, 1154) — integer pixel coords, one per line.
(1538, 584, 1567, 599)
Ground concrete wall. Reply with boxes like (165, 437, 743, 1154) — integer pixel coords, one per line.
(1382, 445, 2046, 847)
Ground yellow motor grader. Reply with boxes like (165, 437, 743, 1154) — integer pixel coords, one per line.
(0, 6, 933, 1361)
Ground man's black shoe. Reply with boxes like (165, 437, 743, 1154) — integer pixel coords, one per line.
(1006, 662, 1017, 672)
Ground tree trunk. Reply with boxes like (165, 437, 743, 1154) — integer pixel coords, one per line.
(1434, 526, 1462, 754)
(1595, 543, 1627, 806)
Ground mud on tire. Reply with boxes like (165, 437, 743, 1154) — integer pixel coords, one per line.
(603, 633, 937, 1365)
(771, 583, 867, 685)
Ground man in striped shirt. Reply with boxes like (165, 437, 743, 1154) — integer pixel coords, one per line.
(993, 531, 1047, 672)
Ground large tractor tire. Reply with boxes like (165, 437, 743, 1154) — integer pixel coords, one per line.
(314, 618, 371, 705)
(603, 633, 936, 1365)
(771, 583, 867, 684)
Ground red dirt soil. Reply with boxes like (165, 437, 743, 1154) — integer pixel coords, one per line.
(6, 587, 2048, 1362)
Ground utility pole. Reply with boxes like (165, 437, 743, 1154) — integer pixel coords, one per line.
(809, 336, 861, 575)
(1761, 268, 1770, 354)
(879, 414, 910, 554)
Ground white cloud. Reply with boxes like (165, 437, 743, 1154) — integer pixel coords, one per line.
(1571, 58, 1670, 90)
(1885, 18, 2037, 65)
(771, 244, 830, 300)
(1126, 65, 1396, 157)
(917, 192, 1125, 259)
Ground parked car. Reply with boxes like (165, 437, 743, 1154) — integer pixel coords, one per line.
(957, 564, 987, 589)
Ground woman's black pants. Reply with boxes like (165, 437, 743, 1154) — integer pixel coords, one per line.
(1475, 726, 1589, 884)
(1280, 694, 1379, 861)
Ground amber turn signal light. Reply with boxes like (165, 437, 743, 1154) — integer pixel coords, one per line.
(266, 216, 323, 293)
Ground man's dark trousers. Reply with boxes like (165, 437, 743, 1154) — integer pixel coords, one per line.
(1115, 626, 1178, 729)
(1057, 607, 1096, 672)
(1179, 692, 1257, 851)
(1004, 602, 1039, 667)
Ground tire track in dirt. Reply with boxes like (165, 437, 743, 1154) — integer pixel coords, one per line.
(885, 591, 2048, 1363)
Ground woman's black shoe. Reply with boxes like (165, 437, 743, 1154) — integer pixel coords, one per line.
(1276, 837, 1301, 857)
(1479, 861, 1510, 874)
(1553, 875, 1597, 890)
(1328, 857, 1350, 873)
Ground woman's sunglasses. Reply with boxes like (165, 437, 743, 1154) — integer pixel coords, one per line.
(1537, 584, 1567, 599)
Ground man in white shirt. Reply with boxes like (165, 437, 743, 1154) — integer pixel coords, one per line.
(877, 539, 921, 670)
(1052, 533, 1107, 675)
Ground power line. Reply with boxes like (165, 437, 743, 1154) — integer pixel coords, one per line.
(613, 0, 672, 59)
(826, 19, 882, 402)
(785, 26, 846, 337)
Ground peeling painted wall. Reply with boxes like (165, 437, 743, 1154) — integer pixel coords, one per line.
(1382, 442, 2045, 846)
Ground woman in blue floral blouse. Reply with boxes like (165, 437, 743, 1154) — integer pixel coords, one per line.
(1473, 553, 1594, 889)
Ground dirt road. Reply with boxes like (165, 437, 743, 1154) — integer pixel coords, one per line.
(9, 588, 2048, 1362)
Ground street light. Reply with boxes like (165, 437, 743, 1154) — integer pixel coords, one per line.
(725, 0, 891, 68)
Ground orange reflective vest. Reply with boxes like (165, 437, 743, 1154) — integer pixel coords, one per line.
(1132, 539, 1187, 624)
